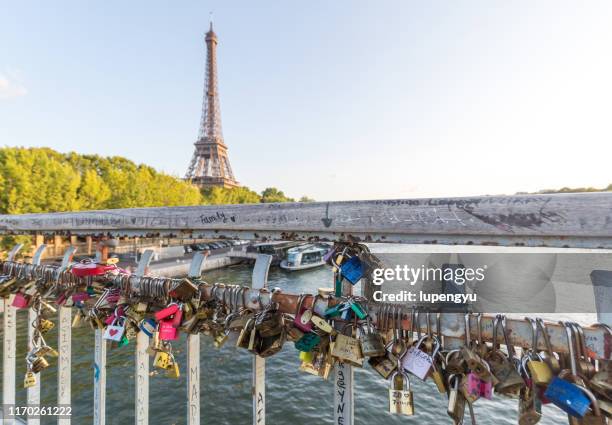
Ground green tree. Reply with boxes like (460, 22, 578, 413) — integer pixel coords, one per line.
(299, 196, 315, 202)
(260, 187, 294, 203)
(202, 186, 261, 205)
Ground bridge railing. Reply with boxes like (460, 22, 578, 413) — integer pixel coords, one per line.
(1, 193, 611, 425)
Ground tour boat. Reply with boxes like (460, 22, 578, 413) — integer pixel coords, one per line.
(280, 243, 331, 271)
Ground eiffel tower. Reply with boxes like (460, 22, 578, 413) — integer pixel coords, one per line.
(185, 23, 238, 188)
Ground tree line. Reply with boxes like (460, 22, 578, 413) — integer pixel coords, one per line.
(0, 147, 312, 215)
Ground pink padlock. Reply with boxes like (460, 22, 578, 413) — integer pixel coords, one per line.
(293, 294, 313, 333)
(463, 372, 482, 402)
(72, 292, 90, 303)
(479, 377, 493, 400)
(11, 292, 30, 309)
(159, 319, 179, 341)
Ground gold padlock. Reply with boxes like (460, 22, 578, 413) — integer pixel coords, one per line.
(30, 356, 50, 373)
(331, 326, 363, 366)
(23, 371, 37, 388)
(39, 318, 55, 334)
(526, 357, 552, 386)
(388, 370, 414, 416)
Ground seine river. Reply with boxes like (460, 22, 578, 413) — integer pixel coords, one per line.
(0, 261, 593, 424)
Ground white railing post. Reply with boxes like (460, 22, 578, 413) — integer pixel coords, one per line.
(334, 278, 354, 425)
(57, 246, 76, 425)
(93, 246, 106, 425)
(251, 254, 272, 425)
(3, 243, 23, 425)
(26, 244, 46, 425)
(93, 327, 107, 425)
(135, 250, 154, 425)
(187, 252, 206, 425)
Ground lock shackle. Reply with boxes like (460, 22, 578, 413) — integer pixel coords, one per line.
(536, 318, 556, 356)
(295, 293, 306, 316)
(436, 312, 444, 347)
(499, 315, 517, 360)
(426, 311, 432, 339)
(570, 322, 588, 362)
(560, 321, 578, 376)
(389, 369, 411, 391)
(464, 313, 473, 347)
(524, 316, 539, 355)
(412, 308, 420, 341)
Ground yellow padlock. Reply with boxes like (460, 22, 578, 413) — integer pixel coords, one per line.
(527, 358, 553, 385)
(153, 351, 171, 370)
(299, 351, 314, 362)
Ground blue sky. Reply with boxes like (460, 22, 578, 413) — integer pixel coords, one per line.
(1, 1, 611, 201)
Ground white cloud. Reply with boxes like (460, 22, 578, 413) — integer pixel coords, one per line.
(0, 74, 27, 99)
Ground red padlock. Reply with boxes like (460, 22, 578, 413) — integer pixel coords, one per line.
(155, 304, 180, 321)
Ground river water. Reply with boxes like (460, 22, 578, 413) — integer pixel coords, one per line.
(0, 263, 592, 424)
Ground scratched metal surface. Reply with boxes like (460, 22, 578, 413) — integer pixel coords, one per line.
(0, 265, 581, 425)
(0, 193, 611, 248)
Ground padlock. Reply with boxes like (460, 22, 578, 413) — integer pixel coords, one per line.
(310, 315, 333, 334)
(368, 353, 397, 379)
(213, 330, 229, 348)
(359, 320, 386, 358)
(159, 319, 179, 341)
(168, 278, 198, 301)
(299, 350, 315, 363)
(293, 294, 314, 333)
(460, 372, 482, 403)
(518, 383, 542, 425)
(23, 371, 37, 388)
(486, 315, 525, 397)
(402, 335, 433, 380)
(138, 318, 157, 338)
(295, 333, 320, 352)
(388, 370, 414, 416)
(331, 325, 363, 366)
(285, 324, 305, 342)
(258, 332, 286, 358)
(430, 351, 447, 394)
(480, 377, 493, 400)
(525, 353, 553, 386)
(30, 356, 50, 373)
(154, 303, 180, 321)
(536, 318, 561, 375)
(11, 292, 30, 309)
(236, 318, 255, 349)
(544, 376, 591, 418)
(448, 374, 466, 423)
(38, 318, 55, 334)
(340, 256, 364, 285)
(103, 316, 126, 342)
(153, 351, 172, 370)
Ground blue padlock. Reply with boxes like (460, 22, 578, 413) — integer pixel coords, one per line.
(138, 318, 158, 338)
(544, 376, 591, 418)
(340, 256, 364, 285)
